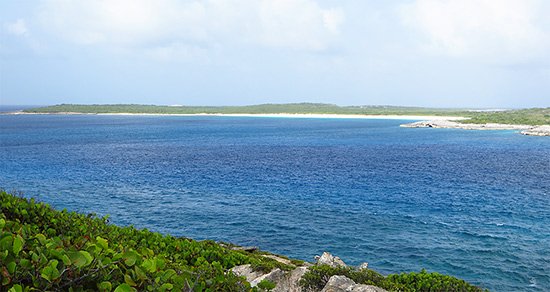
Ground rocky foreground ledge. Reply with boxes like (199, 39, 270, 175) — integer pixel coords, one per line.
(232, 251, 386, 292)
(401, 120, 550, 136)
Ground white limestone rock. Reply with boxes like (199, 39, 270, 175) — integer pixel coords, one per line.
(316, 252, 347, 268)
(321, 275, 387, 292)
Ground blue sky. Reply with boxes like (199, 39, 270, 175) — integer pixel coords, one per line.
(1, 0, 549, 108)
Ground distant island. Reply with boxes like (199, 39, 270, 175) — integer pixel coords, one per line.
(14, 103, 550, 136)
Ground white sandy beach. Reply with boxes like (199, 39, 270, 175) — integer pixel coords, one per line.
(8, 111, 467, 120)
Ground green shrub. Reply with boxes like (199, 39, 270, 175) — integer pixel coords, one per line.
(256, 279, 276, 291)
(0, 190, 487, 291)
(386, 269, 487, 292)
(0, 191, 287, 291)
(299, 265, 487, 292)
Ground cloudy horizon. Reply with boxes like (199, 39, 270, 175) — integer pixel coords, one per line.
(1, 0, 549, 108)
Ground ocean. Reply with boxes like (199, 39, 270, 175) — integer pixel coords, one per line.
(1, 113, 549, 291)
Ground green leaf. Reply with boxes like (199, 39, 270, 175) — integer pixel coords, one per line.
(159, 283, 173, 291)
(7, 261, 16, 274)
(20, 258, 31, 268)
(123, 250, 139, 267)
(8, 284, 22, 292)
(0, 235, 13, 251)
(40, 260, 60, 282)
(69, 250, 93, 268)
(142, 258, 157, 273)
(13, 235, 24, 255)
(134, 266, 147, 280)
(35, 234, 47, 245)
(114, 283, 133, 292)
(161, 269, 177, 282)
(96, 236, 109, 249)
(60, 254, 72, 266)
(98, 281, 112, 292)
(124, 274, 137, 286)
(80, 250, 93, 265)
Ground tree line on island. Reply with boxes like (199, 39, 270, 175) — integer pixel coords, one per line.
(22, 103, 550, 126)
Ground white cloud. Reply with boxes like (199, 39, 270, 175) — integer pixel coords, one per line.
(37, 0, 344, 53)
(145, 42, 210, 62)
(400, 0, 550, 61)
(257, 0, 343, 50)
(6, 19, 29, 36)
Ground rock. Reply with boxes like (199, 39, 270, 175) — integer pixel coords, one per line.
(402, 120, 550, 136)
(262, 254, 292, 265)
(521, 125, 550, 136)
(321, 275, 387, 292)
(400, 120, 532, 131)
(231, 265, 308, 292)
(250, 268, 286, 287)
(231, 246, 259, 252)
(350, 285, 388, 292)
(231, 264, 264, 283)
(321, 275, 355, 292)
(283, 267, 309, 292)
(316, 252, 347, 268)
(357, 262, 369, 270)
(266, 267, 308, 292)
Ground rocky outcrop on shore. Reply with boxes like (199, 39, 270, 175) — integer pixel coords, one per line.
(231, 252, 387, 292)
(322, 275, 387, 292)
(520, 125, 550, 136)
(401, 120, 550, 136)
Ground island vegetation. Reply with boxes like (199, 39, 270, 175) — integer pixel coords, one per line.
(22, 103, 465, 116)
(0, 190, 486, 291)
(21, 103, 550, 126)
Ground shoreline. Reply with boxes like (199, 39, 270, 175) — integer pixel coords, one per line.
(401, 120, 550, 136)
(6, 111, 549, 136)
(6, 111, 467, 121)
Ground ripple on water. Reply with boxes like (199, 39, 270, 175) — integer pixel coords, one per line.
(1, 115, 549, 291)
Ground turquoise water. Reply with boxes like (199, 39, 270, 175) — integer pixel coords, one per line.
(1, 114, 549, 291)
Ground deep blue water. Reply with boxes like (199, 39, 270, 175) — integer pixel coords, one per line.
(1, 114, 549, 291)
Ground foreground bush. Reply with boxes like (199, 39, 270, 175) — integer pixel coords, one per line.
(299, 264, 486, 292)
(1, 191, 486, 291)
(0, 191, 288, 291)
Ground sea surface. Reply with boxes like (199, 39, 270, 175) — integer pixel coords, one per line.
(1, 113, 549, 291)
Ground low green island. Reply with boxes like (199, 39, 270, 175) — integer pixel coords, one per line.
(22, 103, 466, 116)
(1, 191, 486, 291)
(19, 103, 550, 126)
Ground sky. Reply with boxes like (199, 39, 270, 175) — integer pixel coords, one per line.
(1, 0, 549, 108)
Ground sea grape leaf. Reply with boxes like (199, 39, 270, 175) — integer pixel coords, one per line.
(123, 250, 139, 267)
(161, 269, 177, 282)
(114, 283, 133, 292)
(35, 234, 47, 244)
(96, 236, 108, 249)
(7, 261, 16, 274)
(69, 251, 93, 268)
(40, 260, 60, 282)
(134, 266, 147, 280)
(0, 235, 13, 251)
(124, 274, 137, 286)
(80, 250, 93, 266)
(20, 258, 31, 268)
(8, 284, 22, 292)
(12, 235, 23, 255)
(98, 281, 112, 292)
